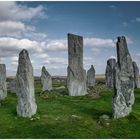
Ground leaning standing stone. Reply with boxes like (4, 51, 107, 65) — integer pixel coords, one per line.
(0, 64, 7, 100)
(41, 66, 52, 91)
(105, 58, 116, 88)
(132, 61, 140, 88)
(87, 65, 95, 87)
(16, 49, 37, 118)
(67, 33, 87, 96)
(113, 36, 135, 119)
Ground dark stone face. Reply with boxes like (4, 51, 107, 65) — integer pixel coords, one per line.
(105, 58, 116, 88)
(68, 33, 83, 72)
(87, 65, 95, 87)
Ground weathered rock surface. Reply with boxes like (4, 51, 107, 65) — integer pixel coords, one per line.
(105, 58, 116, 88)
(67, 33, 87, 96)
(87, 65, 95, 87)
(0, 64, 7, 100)
(132, 61, 140, 88)
(113, 36, 135, 119)
(7, 79, 16, 93)
(16, 49, 37, 118)
(41, 66, 52, 91)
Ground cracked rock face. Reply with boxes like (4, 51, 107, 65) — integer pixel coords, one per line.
(105, 58, 116, 88)
(113, 36, 135, 119)
(132, 61, 140, 88)
(67, 33, 87, 96)
(0, 64, 7, 100)
(41, 66, 52, 91)
(87, 65, 95, 87)
(16, 49, 37, 118)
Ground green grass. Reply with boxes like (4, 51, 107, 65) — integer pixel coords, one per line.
(0, 80, 140, 138)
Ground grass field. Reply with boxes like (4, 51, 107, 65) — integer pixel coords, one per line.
(0, 79, 140, 138)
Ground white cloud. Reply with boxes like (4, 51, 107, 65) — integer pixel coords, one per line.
(35, 53, 49, 59)
(0, 1, 46, 21)
(0, 2, 46, 38)
(122, 22, 128, 27)
(42, 57, 67, 65)
(23, 32, 47, 41)
(46, 39, 67, 51)
(136, 17, 140, 22)
(0, 21, 31, 37)
(0, 37, 45, 57)
(11, 56, 18, 61)
(84, 37, 115, 48)
(11, 61, 18, 66)
(0, 21, 25, 33)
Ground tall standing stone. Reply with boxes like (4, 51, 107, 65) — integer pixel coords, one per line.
(16, 49, 37, 118)
(41, 66, 52, 91)
(113, 36, 135, 119)
(0, 64, 7, 100)
(87, 65, 95, 87)
(67, 33, 87, 96)
(132, 61, 140, 88)
(105, 58, 116, 88)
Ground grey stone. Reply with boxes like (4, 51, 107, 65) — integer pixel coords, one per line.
(0, 64, 7, 100)
(16, 49, 37, 118)
(132, 61, 140, 88)
(67, 33, 87, 96)
(113, 36, 135, 119)
(87, 65, 95, 87)
(8, 79, 16, 93)
(41, 66, 52, 91)
(105, 58, 116, 88)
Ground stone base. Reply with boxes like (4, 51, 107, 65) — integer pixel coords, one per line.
(67, 66, 87, 96)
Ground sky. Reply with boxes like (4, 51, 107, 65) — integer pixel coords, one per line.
(0, 1, 140, 76)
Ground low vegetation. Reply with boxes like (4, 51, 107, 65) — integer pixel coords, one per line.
(0, 78, 140, 138)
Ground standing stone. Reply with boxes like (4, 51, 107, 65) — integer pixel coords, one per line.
(16, 49, 37, 117)
(7, 79, 16, 93)
(87, 65, 95, 87)
(0, 64, 7, 100)
(132, 61, 140, 88)
(105, 58, 116, 88)
(113, 36, 135, 119)
(41, 66, 52, 91)
(67, 33, 87, 96)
